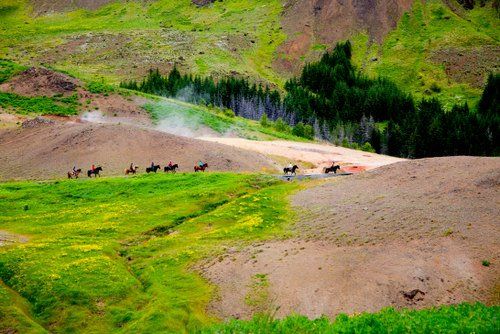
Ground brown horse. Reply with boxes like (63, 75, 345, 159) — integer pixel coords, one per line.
(67, 169, 82, 179)
(125, 166, 139, 175)
(194, 163, 208, 172)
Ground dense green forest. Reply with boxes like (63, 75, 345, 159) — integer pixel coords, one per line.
(121, 42, 499, 158)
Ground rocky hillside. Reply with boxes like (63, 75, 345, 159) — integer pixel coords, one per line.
(1, 0, 498, 103)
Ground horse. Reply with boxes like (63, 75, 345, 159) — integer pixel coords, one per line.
(283, 165, 299, 175)
(125, 166, 139, 175)
(87, 166, 103, 178)
(324, 165, 341, 174)
(194, 163, 208, 172)
(146, 165, 161, 173)
(164, 164, 179, 173)
(67, 169, 82, 179)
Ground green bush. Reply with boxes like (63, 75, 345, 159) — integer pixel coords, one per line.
(292, 122, 305, 137)
(361, 142, 375, 153)
(86, 81, 114, 94)
(260, 113, 269, 127)
(223, 108, 235, 118)
(274, 117, 289, 133)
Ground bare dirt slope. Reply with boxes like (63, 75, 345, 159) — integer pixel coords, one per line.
(0, 119, 276, 180)
(202, 157, 500, 320)
(276, 0, 414, 73)
(198, 137, 404, 173)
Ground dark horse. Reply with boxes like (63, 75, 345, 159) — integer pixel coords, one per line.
(164, 164, 179, 173)
(194, 163, 208, 172)
(146, 165, 161, 173)
(283, 165, 299, 175)
(87, 166, 103, 178)
(324, 165, 341, 174)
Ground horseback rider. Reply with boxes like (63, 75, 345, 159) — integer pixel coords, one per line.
(168, 161, 173, 168)
(73, 165, 77, 174)
(288, 162, 293, 169)
(130, 162, 134, 171)
(91, 164, 95, 173)
(198, 160, 204, 168)
(151, 161, 155, 169)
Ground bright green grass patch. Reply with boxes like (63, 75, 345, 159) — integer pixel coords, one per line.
(0, 59, 26, 84)
(0, 173, 298, 333)
(200, 303, 499, 334)
(0, 91, 78, 115)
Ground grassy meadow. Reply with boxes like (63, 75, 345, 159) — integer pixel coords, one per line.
(0, 173, 299, 333)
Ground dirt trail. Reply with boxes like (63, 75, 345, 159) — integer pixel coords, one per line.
(201, 157, 500, 320)
(0, 120, 277, 180)
(197, 137, 404, 173)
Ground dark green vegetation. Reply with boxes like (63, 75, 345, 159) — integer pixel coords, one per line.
(200, 303, 499, 334)
(0, 92, 78, 116)
(122, 41, 499, 157)
(0, 173, 298, 333)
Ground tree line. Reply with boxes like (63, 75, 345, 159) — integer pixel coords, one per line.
(121, 41, 498, 158)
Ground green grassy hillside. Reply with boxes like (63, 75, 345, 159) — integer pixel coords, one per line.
(0, 173, 298, 333)
(351, 0, 499, 108)
(1, 0, 497, 104)
(0, 0, 285, 85)
(1, 174, 497, 333)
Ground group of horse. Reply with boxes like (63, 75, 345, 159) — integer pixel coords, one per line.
(68, 162, 340, 179)
(67, 162, 209, 179)
(283, 164, 341, 176)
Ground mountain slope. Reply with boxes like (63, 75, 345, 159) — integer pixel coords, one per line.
(0, 0, 498, 105)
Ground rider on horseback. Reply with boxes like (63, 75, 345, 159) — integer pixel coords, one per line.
(198, 160, 204, 168)
(168, 161, 173, 168)
(130, 162, 134, 171)
(91, 164, 95, 173)
(151, 161, 155, 169)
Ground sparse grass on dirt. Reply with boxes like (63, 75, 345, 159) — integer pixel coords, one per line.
(0, 0, 285, 85)
(352, 0, 499, 108)
(0, 173, 298, 333)
(199, 303, 499, 334)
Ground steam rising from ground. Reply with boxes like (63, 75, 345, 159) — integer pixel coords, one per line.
(81, 99, 236, 139)
(154, 113, 217, 138)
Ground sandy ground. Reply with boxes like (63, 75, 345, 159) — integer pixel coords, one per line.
(201, 157, 500, 320)
(0, 230, 28, 247)
(0, 119, 277, 180)
(198, 137, 404, 173)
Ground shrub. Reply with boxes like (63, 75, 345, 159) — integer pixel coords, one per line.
(87, 81, 114, 94)
(292, 122, 305, 137)
(361, 142, 375, 152)
(223, 108, 235, 118)
(260, 113, 269, 127)
(274, 117, 288, 133)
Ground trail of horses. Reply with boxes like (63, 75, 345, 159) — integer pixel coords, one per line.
(0, 119, 276, 181)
